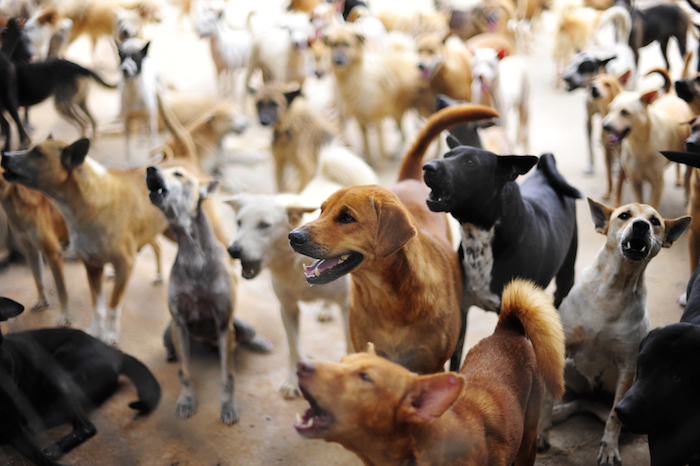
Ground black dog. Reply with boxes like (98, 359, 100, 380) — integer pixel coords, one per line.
(0, 18, 29, 152)
(423, 144, 580, 368)
(0, 297, 161, 466)
(615, 266, 700, 466)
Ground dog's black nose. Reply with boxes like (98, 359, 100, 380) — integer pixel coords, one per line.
(686, 137, 700, 153)
(418, 63, 426, 71)
(423, 162, 437, 174)
(228, 243, 242, 259)
(289, 230, 307, 246)
(632, 220, 649, 232)
(297, 360, 316, 378)
(590, 85, 600, 99)
(314, 69, 324, 79)
(602, 123, 612, 133)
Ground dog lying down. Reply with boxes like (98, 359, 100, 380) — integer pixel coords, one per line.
(0, 297, 161, 466)
(294, 279, 565, 466)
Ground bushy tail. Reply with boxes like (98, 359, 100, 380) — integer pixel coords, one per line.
(397, 104, 500, 181)
(120, 354, 161, 413)
(537, 153, 582, 199)
(156, 92, 197, 160)
(597, 6, 631, 44)
(317, 142, 379, 187)
(498, 279, 566, 398)
(646, 68, 672, 95)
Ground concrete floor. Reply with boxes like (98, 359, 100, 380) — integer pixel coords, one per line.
(0, 0, 696, 464)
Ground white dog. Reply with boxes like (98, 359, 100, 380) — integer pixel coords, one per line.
(471, 48, 530, 151)
(24, 8, 73, 58)
(224, 144, 378, 400)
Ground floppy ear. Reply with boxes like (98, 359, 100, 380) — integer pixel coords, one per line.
(640, 90, 658, 106)
(60, 138, 90, 169)
(618, 70, 631, 86)
(495, 155, 538, 182)
(287, 205, 318, 226)
(587, 197, 615, 235)
(662, 216, 691, 248)
(446, 134, 461, 149)
(374, 200, 417, 259)
(0, 297, 24, 322)
(221, 194, 247, 212)
(398, 373, 465, 424)
(199, 179, 220, 200)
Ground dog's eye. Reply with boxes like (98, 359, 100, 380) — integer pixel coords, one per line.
(257, 221, 271, 229)
(620, 110, 630, 117)
(649, 217, 660, 226)
(173, 172, 183, 178)
(467, 158, 474, 165)
(237, 219, 242, 227)
(618, 212, 631, 220)
(338, 212, 355, 224)
(358, 372, 371, 382)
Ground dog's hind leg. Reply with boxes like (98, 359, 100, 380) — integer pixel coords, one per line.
(613, 165, 627, 207)
(149, 239, 164, 285)
(598, 370, 636, 466)
(42, 410, 97, 462)
(516, 375, 544, 465)
(6, 103, 28, 149)
(449, 296, 472, 371)
(659, 36, 671, 70)
(77, 98, 98, 140)
(218, 325, 239, 424)
(554, 225, 577, 309)
(85, 264, 106, 338)
(11, 426, 66, 466)
(41, 237, 71, 326)
(55, 97, 89, 137)
(359, 123, 374, 166)
(280, 302, 303, 399)
(25, 247, 49, 311)
(171, 319, 197, 418)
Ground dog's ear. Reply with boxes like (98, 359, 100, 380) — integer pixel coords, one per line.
(587, 197, 614, 235)
(662, 216, 691, 248)
(398, 373, 465, 424)
(60, 138, 90, 169)
(283, 84, 303, 106)
(496, 47, 508, 60)
(495, 155, 538, 182)
(287, 205, 318, 226)
(618, 70, 631, 86)
(598, 56, 616, 71)
(199, 180, 220, 200)
(446, 134, 461, 149)
(221, 194, 247, 212)
(374, 199, 417, 259)
(640, 90, 658, 106)
(0, 297, 24, 322)
(140, 41, 151, 57)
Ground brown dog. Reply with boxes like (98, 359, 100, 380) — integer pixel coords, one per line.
(289, 104, 498, 374)
(294, 279, 565, 466)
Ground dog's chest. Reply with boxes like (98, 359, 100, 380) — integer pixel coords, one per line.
(460, 223, 500, 312)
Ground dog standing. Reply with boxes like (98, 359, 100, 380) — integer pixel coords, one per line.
(0, 297, 160, 465)
(294, 280, 565, 466)
(538, 199, 690, 466)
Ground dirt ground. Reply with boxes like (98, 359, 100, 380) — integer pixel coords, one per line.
(0, 0, 696, 464)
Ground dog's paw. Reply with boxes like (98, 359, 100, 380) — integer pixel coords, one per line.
(85, 320, 104, 338)
(175, 396, 196, 419)
(101, 329, 119, 347)
(31, 299, 49, 312)
(598, 441, 622, 466)
(152, 274, 164, 286)
(42, 443, 64, 460)
(537, 435, 551, 453)
(241, 335, 273, 354)
(220, 401, 239, 425)
(281, 379, 301, 400)
(678, 292, 688, 307)
(55, 313, 72, 328)
(316, 303, 334, 322)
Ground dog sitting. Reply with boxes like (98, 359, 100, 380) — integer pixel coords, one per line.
(289, 105, 498, 375)
(254, 82, 337, 193)
(225, 143, 378, 399)
(538, 199, 690, 466)
(616, 264, 700, 466)
(0, 297, 160, 465)
(602, 68, 692, 208)
(294, 279, 565, 466)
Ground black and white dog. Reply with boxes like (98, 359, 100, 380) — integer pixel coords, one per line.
(0, 297, 161, 466)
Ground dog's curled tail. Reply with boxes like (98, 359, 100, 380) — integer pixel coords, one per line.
(538, 153, 582, 199)
(597, 5, 631, 44)
(646, 68, 672, 95)
(499, 279, 566, 399)
(398, 104, 500, 182)
(317, 142, 379, 187)
(120, 353, 162, 413)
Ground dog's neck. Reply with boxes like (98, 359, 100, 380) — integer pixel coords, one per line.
(452, 181, 523, 233)
(593, 242, 650, 299)
(339, 430, 416, 466)
(170, 203, 219, 268)
(44, 161, 115, 224)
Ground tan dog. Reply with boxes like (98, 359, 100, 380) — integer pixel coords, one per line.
(538, 199, 690, 465)
(377, 10, 449, 37)
(603, 69, 692, 208)
(254, 83, 338, 193)
(324, 25, 422, 166)
(0, 173, 70, 324)
(294, 279, 565, 466)
(288, 105, 497, 374)
(553, 6, 602, 87)
(416, 33, 472, 115)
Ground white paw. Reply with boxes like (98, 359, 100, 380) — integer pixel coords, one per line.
(678, 292, 687, 307)
(85, 320, 104, 338)
(598, 441, 622, 466)
(56, 313, 72, 328)
(281, 378, 301, 400)
(31, 299, 49, 312)
(101, 330, 119, 347)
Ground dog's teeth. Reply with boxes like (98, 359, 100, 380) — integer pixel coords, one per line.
(341, 254, 350, 260)
(296, 413, 302, 423)
(307, 417, 314, 427)
(157, 188, 163, 194)
(641, 246, 646, 252)
(314, 268, 320, 277)
(626, 242, 631, 249)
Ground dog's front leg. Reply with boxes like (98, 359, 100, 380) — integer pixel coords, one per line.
(171, 319, 197, 418)
(85, 263, 106, 338)
(598, 370, 636, 466)
(280, 301, 303, 399)
(218, 324, 239, 424)
(25, 247, 49, 311)
(125, 117, 132, 161)
(102, 260, 134, 346)
(585, 102, 596, 175)
(149, 240, 164, 285)
(613, 164, 627, 207)
(149, 111, 158, 155)
(11, 426, 67, 466)
(43, 409, 97, 460)
(43, 244, 71, 326)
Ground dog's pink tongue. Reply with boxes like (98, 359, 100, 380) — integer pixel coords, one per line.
(608, 133, 621, 144)
(421, 69, 431, 80)
(317, 257, 340, 272)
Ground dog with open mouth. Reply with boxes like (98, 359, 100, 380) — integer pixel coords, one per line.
(289, 104, 499, 375)
(538, 199, 690, 466)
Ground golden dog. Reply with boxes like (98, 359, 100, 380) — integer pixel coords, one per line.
(417, 33, 472, 115)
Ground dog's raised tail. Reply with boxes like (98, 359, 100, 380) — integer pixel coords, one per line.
(120, 353, 162, 413)
(597, 5, 631, 44)
(538, 153, 582, 199)
(646, 68, 672, 95)
(498, 280, 566, 399)
(397, 104, 500, 182)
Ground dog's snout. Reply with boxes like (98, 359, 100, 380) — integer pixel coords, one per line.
(423, 161, 438, 175)
(632, 220, 649, 233)
(314, 69, 324, 79)
(590, 85, 600, 99)
(602, 123, 612, 133)
(297, 360, 316, 378)
(228, 242, 242, 259)
(288, 229, 307, 246)
(686, 136, 700, 153)
(418, 62, 426, 71)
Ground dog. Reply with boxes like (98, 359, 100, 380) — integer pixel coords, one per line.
(675, 72, 700, 115)
(0, 19, 29, 152)
(0, 171, 71, 325)
(552, 5, 602, 87)
(288, 105, 498, 375)
(145, 165, 239, 424)
(0, 297, 161, 465)
(254, 82, 337, 193)
(23, 8, 72, 59)
(615, 265, 700, 466)
(416, 32, 472, 115)
(1, 137, 169, 346)
(225, 143, 378, 399)
(194, 3, 251, 100)
(324, 24, 422, 166)
(293, 279, 565, 466)
(602, 68, 692, 208)
(538, 198, 690, 466)
(471, 47, 530, 151)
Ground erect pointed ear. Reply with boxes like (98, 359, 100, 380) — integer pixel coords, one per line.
(140, 41, 151, 57)
(199, 179, 220, 200)
(283, 83, 303, 106)
(374, 199, 417, 259)
(365, 342, 376, 355)
(496, 47, 508, 60)
(446, 134, 461, 149)
(598, 56, 616, 70)
(60, 138, 90, 169)
(354, 31, 366, 45)
(587, 197, 615, 235)
(398, 373, 465, 424)
(663, 216, 691, 248)
(618, 70, 631, 86)
(0, 297, 24, 322)
(221, 194, 247, 212)
(495, 155, 538, 182)
(47, 133, 54, 140)
(287, 205, 318, 226)
(640, 90, 658, 107)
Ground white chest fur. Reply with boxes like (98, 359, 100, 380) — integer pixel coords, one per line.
(461, 223, 500, 312)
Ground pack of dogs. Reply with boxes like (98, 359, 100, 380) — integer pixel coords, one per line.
(0, 0, 699, 464)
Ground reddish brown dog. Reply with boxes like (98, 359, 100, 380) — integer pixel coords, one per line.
(289, 104, 499, 374)
(294, 279, 566, 466)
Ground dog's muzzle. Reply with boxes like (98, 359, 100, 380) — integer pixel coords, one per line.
(621, 220, 652, 261)
(675, 80, 694, 104)
(146, 166, 168, 206)
(423, 161, 452, 212)
(1, 150, 28, 182)
(686, 136, 700, 154)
